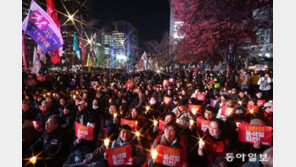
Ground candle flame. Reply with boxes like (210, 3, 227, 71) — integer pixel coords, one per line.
(151, 149, 158, 160)
(190, 119, 194, 125)
(135, 131, 140, 137)
(29, 156, 37, 164)
(153, 120, 158, 127)
(104, 139, 110, 148)
(114, 113, 117, 118)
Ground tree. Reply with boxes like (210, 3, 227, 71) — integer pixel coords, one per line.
(170, 0, 272, 76)
(144, 32, 175, 71)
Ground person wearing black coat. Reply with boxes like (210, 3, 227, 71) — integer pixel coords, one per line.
(29, 115, 69, 167)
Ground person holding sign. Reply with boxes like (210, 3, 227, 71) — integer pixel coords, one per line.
(198, 119, 236, 167)
(172, 100, 194, 129)
(152, 112, 177, 136)
(148, 123, 187, 167)
(106, 125, 145, 166)
(196, 106, 217, 134)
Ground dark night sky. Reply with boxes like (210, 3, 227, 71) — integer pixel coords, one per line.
(93, 0, 170, 48)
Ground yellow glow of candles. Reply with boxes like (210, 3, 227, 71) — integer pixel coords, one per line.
(52, 93, 56, 97)
(236, 122, 241, 127)
(135, 131, 140, 137)
(227, 109, 232, 116)
(192, 109, 197, 115)
(113, 113, 118, 118)
(43, 94, 46, 98)
(29, 156, 37, 164)
(153, 120, 158, 127)
(151, 149, 158, 161)
(269, 100, 273, 103)
(47, 93, 50, 96)
(190, 119, 194, 126)
(228, 90, 231, 93)
(104, 139, 110, 148)
(238, 101, 242, 105)
(199, 139, 205, 149)
(146, 106, 150, 111)
(179, 96, 182, 99)
(73, 95, 76, 99)
(109, 99, 112, 103)
(176, 118, 180, 123)
(76, 91, 79, 95)
(156, 70, 160, 73)
(249, 109, 254, 114)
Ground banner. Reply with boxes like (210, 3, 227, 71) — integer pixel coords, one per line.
(210, 99, 218, 107)
(120, 118, 138, 131)
(195, 93, 206, 101)
(125, 81, 135, 88)
(220, 106, 234, 117)
(163, 96, 173, 105)
(36, 75, 46, 82)
(32, 47, 41, 75)
(158, 120, 168, 130)
(238, 124, 272, 146)
(75, 122, 94, 140)
(22, 0, 63, 53)
(196, 117, 210, 132)
(105, 144, 133, 166)
(155, 145, 186, 167)
(188, 104, 202, 115)
(257, 100, 266, 107)
(163, 80, 169, 87)
(73, 32, 81, 59)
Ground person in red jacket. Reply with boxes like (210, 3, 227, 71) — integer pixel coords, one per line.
(198, 118, 236, 166)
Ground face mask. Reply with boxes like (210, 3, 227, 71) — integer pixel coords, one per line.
(92, 105, 99, 110)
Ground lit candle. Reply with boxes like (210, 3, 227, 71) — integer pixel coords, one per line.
(192, 108, 197, 115)
(146, 106, 150, 111)
(135, 131, 140, 139)
(238, 101, 242, 105)
(179, 96, 182, 99)
(236, 122, 241, 127)
(199, 138, 205, 149)
(52, 93, 56, 97)
(104, 138, 110, 148)
(190, 119, 194, 126)
(73, 95, 76, 99)
(176, 118, 180, 124)
(249, 109, 254, 114)
(47, 92, 50, 96)
(153, 120, 158, 127)
(109, 99, 112, 103)
(113, 113, 118, 118)
(43, 94, 46, 98)
(151, 149, 158, 163)
(29, 156, 37, 165)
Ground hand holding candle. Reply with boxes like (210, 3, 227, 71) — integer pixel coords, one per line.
(199, 138, 205, 149)
(104, 138, 110, 149)
(151, 149, 158, 163)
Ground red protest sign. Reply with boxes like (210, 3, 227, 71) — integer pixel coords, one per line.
(105, 144, 133, 166)
(247, 105, 260, 114)
(75, 122, 94, 140)
(220, 106, 234, 117)
(209, 80, 215, 85)
(125, 81, 135, 88)
(36, 75, 45, 82)
(163, 96, 173, 105)
(238, 124, 272, 146)
(196, 117, 210, 132)
(257, 100, 266, 107)
(120, 118, 138, 131)
(158, 119, 168, 130)
(163, 80, 169, 87)
(188, 104, 202, 115)
(155, 145, 186, 167)
(195, 93, 206, 101)
(25, 79, 37, 86)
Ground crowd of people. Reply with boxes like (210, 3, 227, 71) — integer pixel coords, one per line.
(22, 68, 273, 167)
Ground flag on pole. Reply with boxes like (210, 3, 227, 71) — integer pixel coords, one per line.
(86, 54, 92, 71)
(33, 47, 41, 75)
(22, 0, 63, 53)
(22, 37, 29, 72)
(79, 40, 86, 61)
(46, 0, 63, 64)
(37, 45, 46, 62)
(73, 32, 81, 59)
(94, 43, 102, 67)
(46, 0, 61, 27)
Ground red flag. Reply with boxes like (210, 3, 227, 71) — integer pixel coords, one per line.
(22, 37, 29, 72)
(46, 0, 61, 27)
(50, 49, 61, 64)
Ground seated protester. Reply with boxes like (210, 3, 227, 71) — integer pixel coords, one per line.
(58, 98, 67, 114)
(229, 88, 239, 100)
(172, 100, 194, 129)
(46, 96, 59, 114)
(165, 96, 179, 113)
(248, 98, 257, 107)
(90, 98, 102, 125)
(22, 100, 38, 120)
(59, 103, 75, 133)
(236, 90, 249, 107)
(28, 115, 69, 167)
(72, 100, 96, 163)
(263, 102, 273, 125)
(225, 106, 247, 144)
(148, 123, 187, 167)
(119, 97, 129, 116)
(132, 90, 148, 112)
(196, 106, 217, 134)
(153, 112, 177, 135)
(216, 99, 236, 121)
(75, 125, 144, 167)
(239, 114, 271, 161)
(125, 107, 144, 130)
(102, 104, 120, 140)
(198, 119, 236, 167)
(35, 100, 54, 132)
(180, 89, 189, 103)
(255, 91, 265, 101)
(214, 94, 229, 111)
(145, 96, 163, 120)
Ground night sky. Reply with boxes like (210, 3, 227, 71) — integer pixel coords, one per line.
(93, 0, 170, 48)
